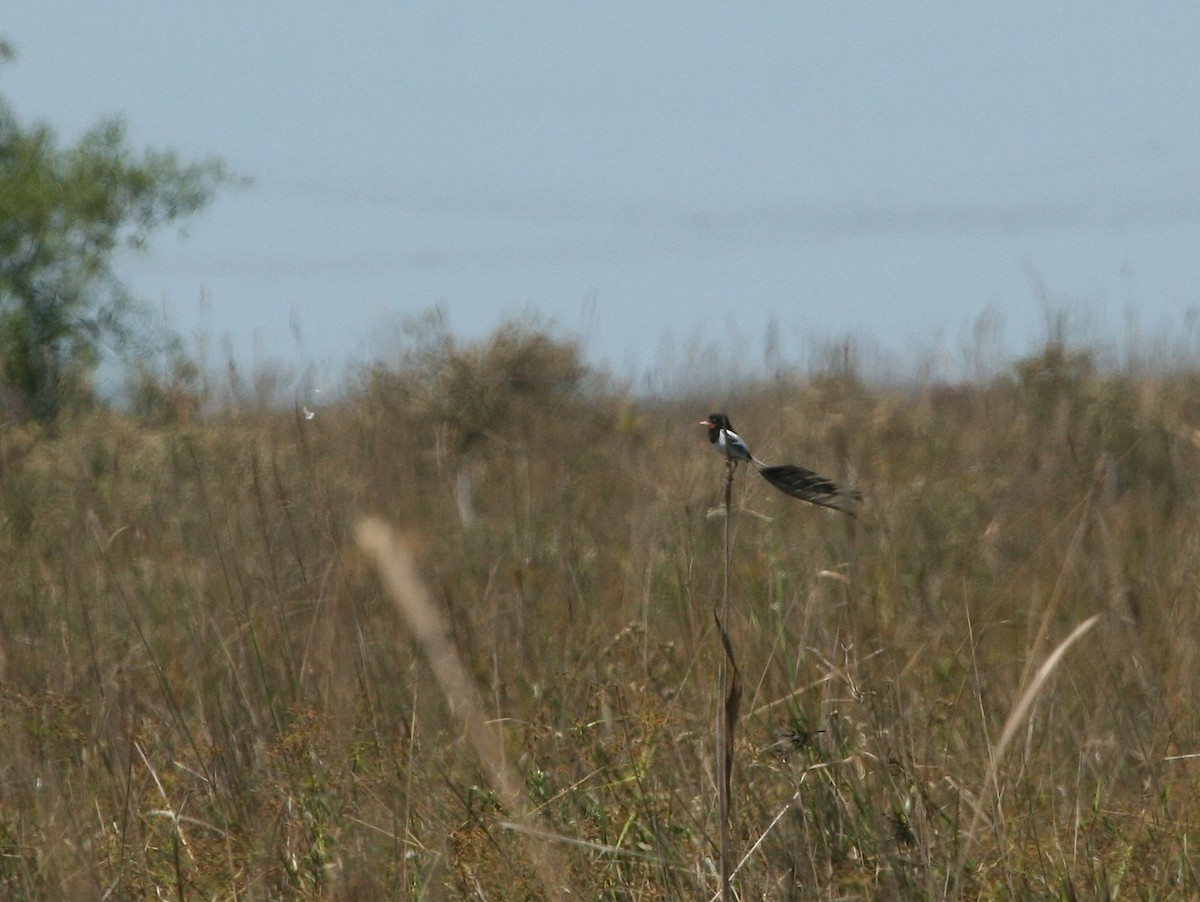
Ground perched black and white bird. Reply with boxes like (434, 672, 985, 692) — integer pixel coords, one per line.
(698, 412, 761, 465)
(699, 413, 860, 514)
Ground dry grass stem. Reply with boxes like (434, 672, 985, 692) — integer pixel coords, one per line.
(952, 613, 1103, 896)
(356, 516, 571, 898)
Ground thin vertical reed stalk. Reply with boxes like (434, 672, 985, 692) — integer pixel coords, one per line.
(715, 457, 741, 901)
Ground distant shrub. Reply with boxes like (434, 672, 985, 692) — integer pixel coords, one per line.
(364, 310, 600, 454)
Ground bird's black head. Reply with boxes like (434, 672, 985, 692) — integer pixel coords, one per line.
(699, 413, 732, 443)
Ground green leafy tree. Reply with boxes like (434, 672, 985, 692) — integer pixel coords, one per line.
(0, 40, 233, 421)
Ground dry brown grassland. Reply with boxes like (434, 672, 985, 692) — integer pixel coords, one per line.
(0, 322, 1198, 898)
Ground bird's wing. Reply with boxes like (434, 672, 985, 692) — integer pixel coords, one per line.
(756, 464, 861, 514)
(725, 431, 757, 462)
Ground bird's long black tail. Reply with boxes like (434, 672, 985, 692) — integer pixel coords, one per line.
(756, 463, 861, 515)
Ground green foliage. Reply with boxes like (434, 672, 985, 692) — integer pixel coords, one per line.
(0, 51, 232, 421)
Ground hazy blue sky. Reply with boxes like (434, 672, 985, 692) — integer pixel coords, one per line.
(5, 4, 1199, 387)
